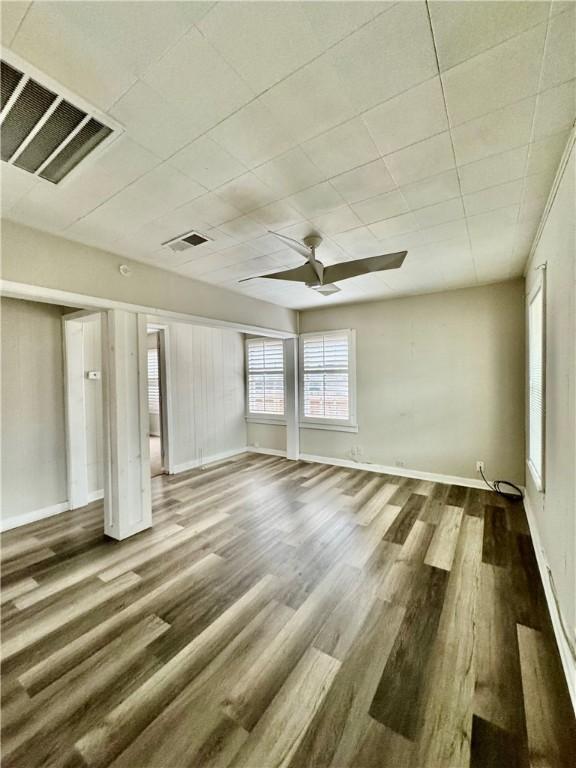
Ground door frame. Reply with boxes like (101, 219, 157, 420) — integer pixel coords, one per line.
(147, 322, 175, 474)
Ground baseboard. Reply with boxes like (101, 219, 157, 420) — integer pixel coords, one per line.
(1, 501, 70, 532)
(170, 447, 248, 474)
(523, 492, 576, 714)
(246, 446, 287, 457)
(87, 489, 104, 503)
(298, 453, 487, 489)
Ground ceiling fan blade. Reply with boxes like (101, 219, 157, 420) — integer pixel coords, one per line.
(239, 262, 319, 283)
(323, 251, 407, 283)
(268, 231, 312, 259)
(311, 283, 340, 296)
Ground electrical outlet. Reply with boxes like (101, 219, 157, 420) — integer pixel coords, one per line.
(476, 461, 485, 473)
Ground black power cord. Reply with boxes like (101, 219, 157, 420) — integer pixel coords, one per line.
(479, 466, 523, 501)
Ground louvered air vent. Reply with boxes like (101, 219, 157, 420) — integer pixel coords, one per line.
(163, 230, 211, 253)
(0, 58, 114, 184)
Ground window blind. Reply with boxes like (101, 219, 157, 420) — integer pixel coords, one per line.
(302, 332, 350, 421)
(528, 282, 545, 489)
(148, 348, 160, 415)
(246, 338, 284, 416)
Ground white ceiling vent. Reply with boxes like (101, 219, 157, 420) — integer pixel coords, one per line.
(0, 57, 115, 184)
(162, 230, 212, 253)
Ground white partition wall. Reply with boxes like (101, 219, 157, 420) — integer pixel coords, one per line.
(101, 310, 151, 540)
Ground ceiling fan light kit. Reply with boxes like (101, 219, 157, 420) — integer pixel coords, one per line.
(239, 231, 407, 297)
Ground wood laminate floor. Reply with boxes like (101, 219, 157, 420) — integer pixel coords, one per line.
(1, 454, 574, 767)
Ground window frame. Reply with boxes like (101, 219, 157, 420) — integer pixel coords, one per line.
(299, 329, 357, 432)
(244, 337, 286, 425)
(527, 273, 546, 492)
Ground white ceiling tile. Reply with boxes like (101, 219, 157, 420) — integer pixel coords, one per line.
(167, 136, 247, 190)
(369, 212, 420, 240)
(175, 192, 242, 228)
(253, 148, 325, 196)
(525, 130, 570, 178)
(404, 217, 469, 248)
(363, 77, 449, 156)
(261, 57, 355, 145)
(250, 233, 291, 257)
(249, 201, 304, 231)
(11, 1, 137, 110)
(45, 1, 214, 78)
(311, 206, 363, 236)
(330, 159, 396, 204)
(458, 146, 529, 194)
(198, 1, 317, 93)
(182, 242, 260, 277)
(109, 81, 202, 160)
(442, 24, 547, 127)
(218, 215, 267, 243)
(214, 172, 278, 214)
(539, 6, 576, 91)
(143, 26, 255, 136)
(451, 97, 536, 166)
(413, 197, 465, 229)
(287, 182, 345, 218)
(332, 226, 383, 257)
(351, 189, 409, 226)
(384, 132, 455, 187)
(1, 163, 38, 212)
(533, 80, 576, 141)
(302, 118, 380, 179)
(327, 2, 437, 112)
(428, 0, 551, 71)
(464, 180, 524, 217)
(400, 170, 461, 209)
(1, 1, 30, 46)
(467, 205, 519, 241)
(209, 99, 295, 168)
(301, 2, 392, 50)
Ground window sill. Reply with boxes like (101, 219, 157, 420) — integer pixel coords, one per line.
(300, 422, 359, 433)
(246, 417, 287, 426)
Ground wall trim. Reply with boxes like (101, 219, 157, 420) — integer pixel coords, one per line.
(523, 492, 576, 715)
(1, 501, 70, 532)
(170, 447, 249, 474)
(298, 452, 487, 489)
(87, 489, 104, 503)
(246, 446, 287, 457)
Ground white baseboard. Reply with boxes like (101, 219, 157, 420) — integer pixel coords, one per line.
(170, 447, 248, 474)
(523, 492, 576, 714)
(298, 452, 486, 489)
(1, 501, 70, 532)
(87, 489, 104, 503)
(246, 446, 287, 458)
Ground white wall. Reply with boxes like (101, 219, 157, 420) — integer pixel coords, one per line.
(1, 219, 297, 334)
(167, 322, 246, 471)
(246, 422, 287, 453)
(1, 298, 68, 519)
(524, 136, 575, 644)
(298, 280, 525, 483)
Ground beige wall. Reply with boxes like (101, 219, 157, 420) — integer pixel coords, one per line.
(246, 422, 286, 453)
(524, 136, 575, 638)
(1, 298, 68, 518)
(1, 219, 297, 334)
(299, 280, 526, 482)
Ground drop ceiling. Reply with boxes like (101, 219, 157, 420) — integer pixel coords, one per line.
(1, 1, 574, 310)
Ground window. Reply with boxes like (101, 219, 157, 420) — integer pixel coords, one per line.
(527, 277, 545, 490)
(300, 330, 356, 430)
(246, 338, 285, 420)
(147, 347, 160, 414)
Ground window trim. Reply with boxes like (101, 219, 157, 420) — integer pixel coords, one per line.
(527, 271, 546, 492)
(299, 329, 357, 430)
(244, 337, 287, 425)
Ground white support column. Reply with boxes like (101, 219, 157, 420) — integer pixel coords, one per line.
(63, 318, 89, 509)
(101, 309, 152, 540)
(284, 337, 300, 460)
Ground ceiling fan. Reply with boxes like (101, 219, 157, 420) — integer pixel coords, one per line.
(240, 232, 407, 295)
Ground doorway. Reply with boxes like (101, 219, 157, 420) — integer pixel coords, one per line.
(147, 330, 163, 477)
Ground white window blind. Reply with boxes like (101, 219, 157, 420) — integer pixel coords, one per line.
(528, 280, 545, 490)
(246, 338, 285, 417)
(148, 348, 160, 415)
(301, 331, 353, 424)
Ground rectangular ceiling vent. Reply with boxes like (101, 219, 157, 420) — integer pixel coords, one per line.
(162, 230, 212, 253)
(0, 58, 115, 184)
